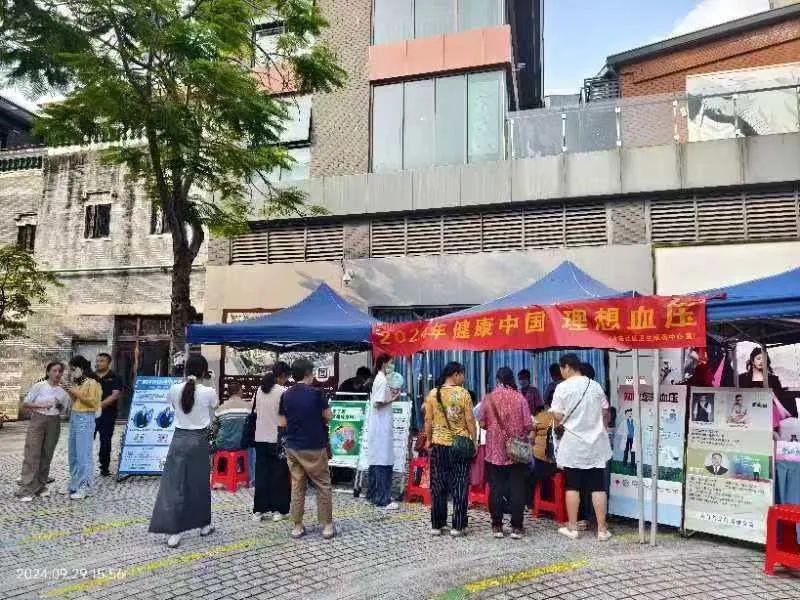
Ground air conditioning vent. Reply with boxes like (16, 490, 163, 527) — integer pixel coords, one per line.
(746, 192, 799, 240)
(524, 204, 565, 249)
(650, 198, 696, 243)
(482, 210, 523, 252)
(268, 226, 305, 263)
(697, 195, 745, 242)
(565, 203, 607, 246)
(406, 215, 442, 256)
(371, 219, 406, 257)
(306, 223, 343, 261)
(444, 213, 482, 254)
(230, 231, 268, 265)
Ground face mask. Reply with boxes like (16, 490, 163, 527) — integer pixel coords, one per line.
(520, 379, 529, 387)
(385, 364, 395, 375)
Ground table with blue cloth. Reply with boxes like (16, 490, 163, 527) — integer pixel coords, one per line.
(775, 461, 800, 543)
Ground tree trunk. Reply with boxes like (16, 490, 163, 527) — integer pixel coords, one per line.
(170, 245, 194, 374)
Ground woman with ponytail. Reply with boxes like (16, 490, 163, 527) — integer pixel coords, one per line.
(423, 361, 476, 537)
(252, 360, 292, 521)
(149, 354, 218, 548)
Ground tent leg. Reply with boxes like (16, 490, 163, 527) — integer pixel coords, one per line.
(632, 350, 645, 544)
(650, 349, 661, 546)
(760, 343, 769, 390)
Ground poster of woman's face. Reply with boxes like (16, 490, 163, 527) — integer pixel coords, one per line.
(691, 393, 715, 423)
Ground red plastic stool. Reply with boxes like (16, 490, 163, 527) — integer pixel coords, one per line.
(532, 470, 567, 523)
(468, 483, 489, 508)
(765, 504, 800, 575)
(211, 450, 250, 492)
(405, 456, 431, 505)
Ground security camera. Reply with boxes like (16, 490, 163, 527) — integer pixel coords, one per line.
(342, 270, 354, 287)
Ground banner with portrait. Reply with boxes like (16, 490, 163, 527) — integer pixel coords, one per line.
(328, 399, 368, 469)
(683, 387, 774, 543)
(609, 385, 687, 527)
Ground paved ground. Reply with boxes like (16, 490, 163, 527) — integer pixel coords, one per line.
(1, 421, 799, 600)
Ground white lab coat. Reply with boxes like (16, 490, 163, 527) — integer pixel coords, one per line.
(366, 371, 394, 466)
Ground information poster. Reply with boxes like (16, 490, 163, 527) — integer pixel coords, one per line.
(684, 387, 774, 543)
(118, 377, 181, 476)
(609, 385, 687, 527)
(358, 399, 413, 474)
(328, 399, 368, 469)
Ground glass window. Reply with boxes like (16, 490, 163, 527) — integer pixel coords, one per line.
(468, 71, 505, 163)
(254, 23, 284, 68)
(278, 95, 312, 144)
(373, 0, 413, 45)
(16, 224, 36, 252)
(435, 75, 467, 166)
(282, 147, 311, 182)
(84, 204, 111, 239)
(403, 79, 436, 169)
(415, 0, 456, 39)
(371, 83, 404, 172)
(458, 0, 504, 32)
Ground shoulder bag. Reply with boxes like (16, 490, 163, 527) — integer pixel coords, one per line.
(554, 381, 591, 440)
(436, 389, 475, 462)
(488, 394, 533, 464)
(240, 389, 258, 449)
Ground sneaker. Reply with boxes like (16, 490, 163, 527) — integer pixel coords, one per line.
(99, 470, 111, 478)
(252, 512, 264, 522)
(322, 524, 335, 540)
(576, 520, 589, 531)
(272, 513, 286, 522)
(19, 496, 34, 503)
(69, 491, 87, 501)
(382, 502, 400, 511)
(291, 525, 306, 539)
(200, 525, 215, 537)
(510, 528, 524, 539)
(38, 488, 51, 498)
(167, 534, 181, 548)
(430, 528, 442, 536)
(597, 529, 613, 542)
(558, 526, 580, 540)
(15, 478, 21, 485)
(492, 525, 504, 539)
(450, 529, 465, 538)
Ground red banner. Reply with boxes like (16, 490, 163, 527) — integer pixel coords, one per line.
(371, 296, 706, 356)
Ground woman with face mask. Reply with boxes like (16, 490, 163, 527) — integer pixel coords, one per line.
(16, 362, 70, 502)
(366, 353, 401, 510)
(63, 355, 102, 500)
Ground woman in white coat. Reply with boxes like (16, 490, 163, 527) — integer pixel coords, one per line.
(366, 354, 399, 510)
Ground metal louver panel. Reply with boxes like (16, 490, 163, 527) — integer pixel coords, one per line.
(524, 204, 565, 249)
(565, 203, 607, 246)
(306, 223, 344, 261)
(268, 226, 305, 263)
(444, 213, 481, 254)
(697, 195, 745, 242)
(371, 219, 406, 258)
(650, 198, 696, 243)
(482, 210, 523, 252)
(230, 231, 268, 265)
(746, 192, 799, 240)
(406, 215, 443, 256)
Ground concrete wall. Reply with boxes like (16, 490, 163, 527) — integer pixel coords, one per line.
(0, 164, 43, 245)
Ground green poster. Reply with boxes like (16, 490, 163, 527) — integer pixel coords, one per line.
(328, 400, 367, 469)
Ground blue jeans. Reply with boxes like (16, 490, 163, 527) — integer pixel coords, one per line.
(69, 411, 95, 493)
(367, 465, 393, 507)
(248, 447, 256, 487)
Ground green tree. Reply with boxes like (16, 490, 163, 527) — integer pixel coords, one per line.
(0, 1, 344, 365)
(0, 244, 59, 341)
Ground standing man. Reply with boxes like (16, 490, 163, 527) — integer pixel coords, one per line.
(543, 363, 563, 407)
(518, 369, 543, 414)
(94, 353, 123, 477)
(551, 353, 613, 541)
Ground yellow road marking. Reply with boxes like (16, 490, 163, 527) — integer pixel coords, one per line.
(462, 559, 588, 594)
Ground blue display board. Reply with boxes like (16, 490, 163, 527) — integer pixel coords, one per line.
(118, 377, 181, 476)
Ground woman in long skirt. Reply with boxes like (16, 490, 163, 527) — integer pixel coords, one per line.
(149, 355, 219, 548)
(253, 361, 292, 521)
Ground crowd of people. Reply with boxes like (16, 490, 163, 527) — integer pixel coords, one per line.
(14, 348, 616, 547)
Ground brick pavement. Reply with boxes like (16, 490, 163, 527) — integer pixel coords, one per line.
(1, 421, 799, 600)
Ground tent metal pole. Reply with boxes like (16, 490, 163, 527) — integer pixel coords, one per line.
(731, 343, 738, 386)
(481, 353, 487, 399)
(632, 349, 645, 544)
(760, 342, 769, 390)
(650, 349, 661, 545)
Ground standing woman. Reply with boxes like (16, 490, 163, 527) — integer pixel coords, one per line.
(252, 360, 292, 522)
(424, 361, 477, 537)
(64, 356, 102, 500)
(16, 362, 70, 501)
(366, 354, 400, 510)
(149, 355, 218, 548)
(478, 367, 533, 539)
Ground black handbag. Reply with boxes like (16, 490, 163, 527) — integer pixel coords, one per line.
(436, 391, 475, 462)
(240, 391, 258, 449)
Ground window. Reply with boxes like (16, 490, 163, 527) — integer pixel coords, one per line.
(372, 0, 504, 44)
(84, 204, 111, 239)
(278, 95, 312, 144)
(253, 23, 285, 68)
(266, 147, 312, 183)
(17, 224, 36, 252)
(150, 204, 171, 235)
(371, 71, 506, 172)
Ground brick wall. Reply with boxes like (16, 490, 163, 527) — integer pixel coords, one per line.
(619, 17, 800, 96)
(0, 165, 43, 245)
(310, 0, 371, 177)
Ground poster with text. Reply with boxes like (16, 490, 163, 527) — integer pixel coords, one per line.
(118, 377, 181, 475)
(358, 399, 412, 474)
(328, 399, 367, 469)
(684, 387, 774, 543)
(610, 385, 687, 527)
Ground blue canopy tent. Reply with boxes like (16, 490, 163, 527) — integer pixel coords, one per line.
(186, 283, 378, 351)
(698, 265, 800, 346)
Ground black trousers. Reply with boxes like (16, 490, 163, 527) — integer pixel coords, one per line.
(94, 413, 116, 473)
(430, 444, 470, 531)
(253, 442, 290, 515)
(623, 437, 635, 466)
(487, 462, 528, 529)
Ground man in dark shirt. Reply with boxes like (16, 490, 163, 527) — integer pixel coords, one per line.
(518, 369, 543, 414)
(543, 363, 563, 407)
(338, 367, 372, 394)
(94, 353, 123, 477)
(279, 358, 334, 540)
